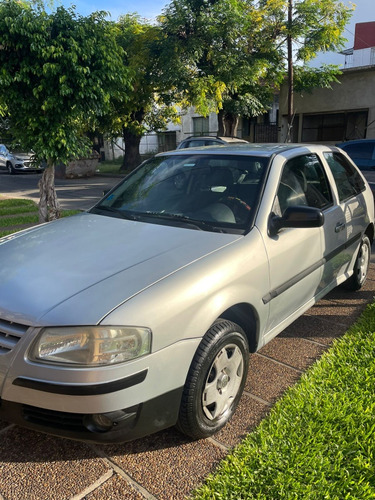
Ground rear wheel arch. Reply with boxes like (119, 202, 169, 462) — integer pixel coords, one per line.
(365, 223, 374, 244)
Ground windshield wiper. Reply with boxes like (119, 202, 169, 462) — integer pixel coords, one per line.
(140, 212, 225, 233)
(93, 205, 140, 221)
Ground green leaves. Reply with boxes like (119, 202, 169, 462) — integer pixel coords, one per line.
(0, 1, 130, 166)
(160, 0, 286, 122)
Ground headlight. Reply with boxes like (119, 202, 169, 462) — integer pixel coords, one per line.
(29, 326, 151, 366)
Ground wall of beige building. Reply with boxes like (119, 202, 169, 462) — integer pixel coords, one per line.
(278, 66, 375, 143)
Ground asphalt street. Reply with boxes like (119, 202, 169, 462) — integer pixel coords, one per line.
(0, 171, 121, 211)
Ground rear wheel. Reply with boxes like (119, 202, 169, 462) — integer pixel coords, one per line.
(344, 235, 371, 291)
(177, 319, 249, 439)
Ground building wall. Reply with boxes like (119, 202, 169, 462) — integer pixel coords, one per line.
(279, 66, 375, 143)
(178, 108, 220, 143)
(354, 22, 375, 50)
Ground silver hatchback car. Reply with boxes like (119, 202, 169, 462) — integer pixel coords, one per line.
(0, 144, 373, 443)
(0, 144, 44, 174)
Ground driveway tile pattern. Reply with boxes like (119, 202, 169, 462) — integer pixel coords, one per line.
(84, 474, 144, 500)
(0, 428, 109, 500)
(246, 353, 302, 403)
(214, 393, 270, 448)
(0, 263, 374, 499)
(97, 430, 226, 500)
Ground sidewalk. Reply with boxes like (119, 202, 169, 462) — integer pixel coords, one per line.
(1, 264, 374, 500)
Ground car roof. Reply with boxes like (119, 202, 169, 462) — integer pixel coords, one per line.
(161, 143, 321, 158)
(337, 139, 375, 146)
(180, 136, 248, 143)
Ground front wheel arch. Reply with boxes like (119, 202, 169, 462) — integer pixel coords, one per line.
(219, 303, 259, 352)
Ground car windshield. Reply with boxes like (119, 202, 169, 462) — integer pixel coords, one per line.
(91, 154, 268, 233)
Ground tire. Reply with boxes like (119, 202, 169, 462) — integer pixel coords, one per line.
(177, 319, 249, 439)
(7, 162, 15, 175)
(343, 234, 371, 291)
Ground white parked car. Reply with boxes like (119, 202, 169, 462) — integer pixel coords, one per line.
(0, 144, 373, 443)
(176, 135, 248, 149)
(0, 144, 44, 174)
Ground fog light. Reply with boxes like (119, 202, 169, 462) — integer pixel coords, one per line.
(84, 413, 114, 433)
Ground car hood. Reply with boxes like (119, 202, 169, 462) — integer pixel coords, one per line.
(11, 151, 32, 160)
(0, 213, 240, 325)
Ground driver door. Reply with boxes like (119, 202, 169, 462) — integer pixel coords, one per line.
(260, 154, 333, 341)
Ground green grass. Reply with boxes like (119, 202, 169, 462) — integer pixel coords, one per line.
(0, 198, 80, 237)
(96, 158, 123, 174)
(0, 214, 39, 227)
(0, 198, 38, 216)
(194, 305, 375, 499)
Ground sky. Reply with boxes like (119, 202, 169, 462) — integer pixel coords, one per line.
(57, 0, 374, 66)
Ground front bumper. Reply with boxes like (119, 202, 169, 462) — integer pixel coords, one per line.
(13, 162, 44, 173)
(0, 387, 183, 443)
(0, 322, 200, 443)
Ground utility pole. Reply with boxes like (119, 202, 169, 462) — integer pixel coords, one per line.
(287, 0, 294, 142)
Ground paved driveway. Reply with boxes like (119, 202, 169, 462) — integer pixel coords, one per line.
(0, 172, 121, 211)
(1, 265, 374, 499)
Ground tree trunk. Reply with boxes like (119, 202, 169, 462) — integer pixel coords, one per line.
(217, 110, 225, 136)
(219, 111, 240, 137)
(38, 163, 61, 223)
(120, 127, 142, 172)
(287, 0, 294, 142)
(120, 109, 145, 173)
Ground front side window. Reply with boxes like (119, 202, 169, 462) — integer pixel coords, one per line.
(273, 154, 333, 215)
(324, 152, 365, 202)
(92, 154, 269, 233)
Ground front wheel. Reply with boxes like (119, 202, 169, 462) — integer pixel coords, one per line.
(7, 162, 15, 175)
(177, 319, 249, 439)
(344, 235, 371, 291)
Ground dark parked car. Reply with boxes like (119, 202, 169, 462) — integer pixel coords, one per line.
(336, 140, 375, 170)
(337, 140, 375, 195)
(177, 136, 248, 149)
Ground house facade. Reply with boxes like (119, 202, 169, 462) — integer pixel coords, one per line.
(279, 22, 375, 143)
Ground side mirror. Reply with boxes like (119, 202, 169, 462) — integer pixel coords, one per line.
(269, 205, 324, 236)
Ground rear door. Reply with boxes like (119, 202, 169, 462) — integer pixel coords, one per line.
(321, 151, 368, 287)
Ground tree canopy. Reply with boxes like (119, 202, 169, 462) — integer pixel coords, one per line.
(99, 14, 181, 171)
(160, 0, 285, 135)
(0, 0, 129, 220)
(160, 0, 353, 136)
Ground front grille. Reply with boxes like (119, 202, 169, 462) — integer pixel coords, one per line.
(23, 405, 87, 432)
(0, 319, 28, 354)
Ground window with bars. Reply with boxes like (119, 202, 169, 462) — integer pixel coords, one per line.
(192, 117, 209, 135)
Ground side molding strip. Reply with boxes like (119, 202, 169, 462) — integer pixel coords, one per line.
(262, 232, 361, 305)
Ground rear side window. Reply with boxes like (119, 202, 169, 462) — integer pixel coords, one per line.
(324, 152, 365, 202)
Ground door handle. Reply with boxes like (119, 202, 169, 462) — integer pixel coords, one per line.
(335, 222, 346, 233)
